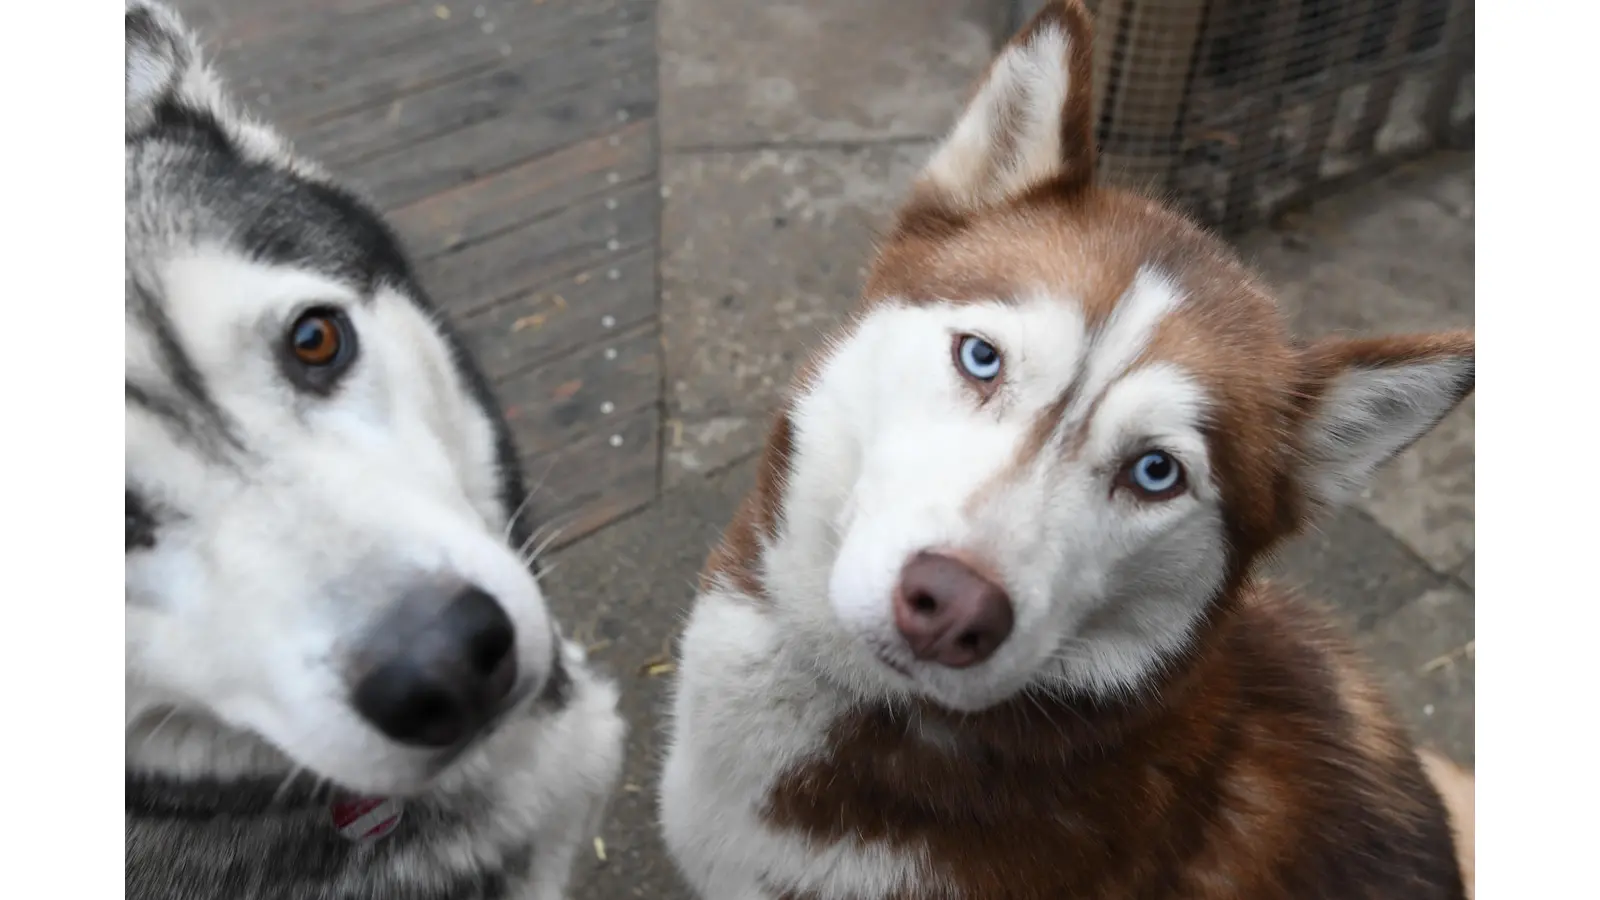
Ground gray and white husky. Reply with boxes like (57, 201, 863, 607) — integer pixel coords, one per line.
(124, 4, 624, 897)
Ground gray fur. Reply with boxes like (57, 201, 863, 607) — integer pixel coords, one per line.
(124, 4, 624, 897)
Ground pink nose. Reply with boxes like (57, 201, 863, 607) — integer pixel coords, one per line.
(892, 552, 1014, 668)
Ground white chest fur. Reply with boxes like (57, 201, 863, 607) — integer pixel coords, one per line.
(659, 589, 938, 900)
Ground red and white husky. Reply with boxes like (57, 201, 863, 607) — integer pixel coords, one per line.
(657, 2, 1475, 898)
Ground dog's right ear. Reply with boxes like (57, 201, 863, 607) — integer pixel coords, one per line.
(910, 0, 1097, 219)
(1294, 331, 1475, 512)
(126, 1, 198, 136)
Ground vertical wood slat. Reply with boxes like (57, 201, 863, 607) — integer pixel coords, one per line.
(1345, 0, 1427, 153)
(172, 0, 665, 549)
(1293, 0, 1380, 188)
(1221, 0, 1305, 229)
(1093, 0, 1209, 194)
(1421, 0, 1473, 146)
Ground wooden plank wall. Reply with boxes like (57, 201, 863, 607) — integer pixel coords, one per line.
(172, 0, 662, 548)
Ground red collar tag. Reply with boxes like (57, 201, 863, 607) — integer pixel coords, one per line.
(329, 797, 405, 843)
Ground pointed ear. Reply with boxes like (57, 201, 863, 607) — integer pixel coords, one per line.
(913, 0, 1097, 215)
(126, 2, 199, 135)
(1297, 331, 1474, 510)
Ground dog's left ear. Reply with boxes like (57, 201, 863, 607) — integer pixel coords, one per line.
(911, 0, 1097, 216)
(126, 2, 199, 136)
(1295, 331, 1474, 510)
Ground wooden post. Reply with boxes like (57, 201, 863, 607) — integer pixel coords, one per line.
(1346, 0, 1427, 153)
(1221, 0, 1305, 229)
(1092, 0, 1210, 195)
(1422, 0, 1473, 147)
(1295, 0, 1380, 189)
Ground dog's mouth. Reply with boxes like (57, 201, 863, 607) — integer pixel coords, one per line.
(865, 639, 915, 679)
(419, 682, 533, 773)
(417, 649, 573, 780)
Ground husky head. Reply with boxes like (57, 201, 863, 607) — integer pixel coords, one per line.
(125, 2, 561, 795)
(746, 0, 1474, 713)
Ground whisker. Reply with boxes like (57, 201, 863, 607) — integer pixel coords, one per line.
(503, 458, 556, 542)
(272, 764, 305, 806)
(524, 520, 574, 566)
(520, 511, 579, 561)
(137, 706, 183, 750)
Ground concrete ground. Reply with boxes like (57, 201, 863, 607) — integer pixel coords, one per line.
(541, 2, 1475, 896)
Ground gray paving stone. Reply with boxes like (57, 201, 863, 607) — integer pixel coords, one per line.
(545, 458, 758, 900)
(1455, 553, 1473, 590)
(660, 144, 929, 484)
(659, 0, 1003, 149)
(1261, 197, 1474, 330)
(1268, 509, 1473, 763)
(1228, 232, 1478, 573)
(1238, 156, 1473, 340)
(1362, 395, 1475, 575)
(1381, 151, 1475, 220)
(1268, 506, 1451, 633)
(547, 453, 1472, 900)
(1355, 586, 1476, 765)
(1234, 168, 1475, 579)
(1242, 246, 1473, 338)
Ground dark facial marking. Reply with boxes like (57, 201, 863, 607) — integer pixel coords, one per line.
(126, 489, 157, 552)
(128, 280, 243, 455)
(127, 50, 535, 579)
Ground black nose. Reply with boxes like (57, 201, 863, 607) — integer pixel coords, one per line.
(351, 586, 518, 748)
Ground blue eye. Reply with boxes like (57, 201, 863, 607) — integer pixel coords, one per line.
(956, 335, 1002, 382)
(1124, 450, 1186, 499)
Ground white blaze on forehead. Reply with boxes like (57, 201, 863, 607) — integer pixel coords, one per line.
(1069, 268, 1188, 422)
(1001, 289, 1089, 406)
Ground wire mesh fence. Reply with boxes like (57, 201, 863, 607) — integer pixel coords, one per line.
(1016, 0, 1474, 232)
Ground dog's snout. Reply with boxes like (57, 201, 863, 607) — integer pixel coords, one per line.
(893, 551, 1014, 668)
(352, 585, 518, 748)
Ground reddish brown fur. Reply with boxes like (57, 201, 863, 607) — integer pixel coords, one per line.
(702, 413, 793, 601)
(721, 220, 1474, 898)
(696, 3, 1473, 897)
(763, 584, 1460, 899)
(873, 189, 1318, 571)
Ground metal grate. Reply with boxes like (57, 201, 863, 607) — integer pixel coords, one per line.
(1015, 0, 1474, 231)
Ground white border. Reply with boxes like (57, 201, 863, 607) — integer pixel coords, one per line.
(1476, 0, 1598, 894)
(0, 1, 1573, 895)
(0, 1, 122, 895)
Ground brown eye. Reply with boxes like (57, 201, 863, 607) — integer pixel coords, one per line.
(282, 306, 358, 394)
(1115, 450, 1187, 502)
(289, 309, 346, 366)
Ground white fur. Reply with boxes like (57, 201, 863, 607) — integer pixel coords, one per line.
(127, 6, 624, 895)
(661, 6, 1473, 879)
(125, 0, 319, 173)
(775, 271, 1224, 712)
(923, 23, 1074, 210)
(126, 249, 626, 899)
(126, 249, 555, 795)
(130, 641, 624, 894)
(1067, 269, 1188, 422)
(660, 591, 940, 900)
(660, 272, 1229, 898)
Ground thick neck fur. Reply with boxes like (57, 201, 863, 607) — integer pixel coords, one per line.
(697, 449, 1463, 899)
